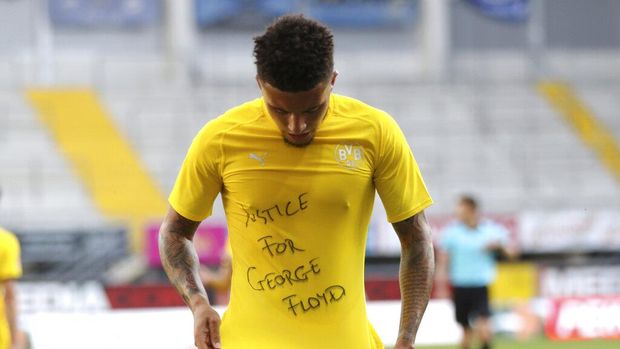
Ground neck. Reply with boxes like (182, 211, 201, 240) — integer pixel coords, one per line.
(464, 217, 478, 229)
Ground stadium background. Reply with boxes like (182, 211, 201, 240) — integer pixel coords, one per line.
(1, 0, 619, 348)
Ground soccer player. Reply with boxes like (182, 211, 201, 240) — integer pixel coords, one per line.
(436, 196, 517, 349)
(0, 226, 23, 349)
(159, 15, 434, 349)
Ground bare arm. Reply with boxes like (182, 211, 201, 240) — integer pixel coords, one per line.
(3, 280, 17, 347)
(501, 243, 519, 260)
(434, 249, 451, 298)
(159, 208, 204, 306)
(391, 211, 435, 349)
(159, 207, 222, 349)
(485, 240, 519, 260)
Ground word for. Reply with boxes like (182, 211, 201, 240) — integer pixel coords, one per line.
(282, 285, 346, 316)
(247, 258, 320, 291)
(258, 235, 305, 257)
(243, 193, 309, 227)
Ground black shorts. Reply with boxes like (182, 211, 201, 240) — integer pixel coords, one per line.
(452, 286, 491, 327)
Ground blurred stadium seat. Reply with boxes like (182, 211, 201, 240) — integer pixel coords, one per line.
(49, 0, 162, 28)
(259, 0, 417, 27)
(194, 0, 243, 27)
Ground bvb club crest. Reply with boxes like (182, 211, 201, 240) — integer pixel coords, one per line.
(335, 144, 364, 169)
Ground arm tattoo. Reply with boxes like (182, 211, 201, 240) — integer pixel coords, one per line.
(158, 210, 207, 308)
(392, 211, 435, 344)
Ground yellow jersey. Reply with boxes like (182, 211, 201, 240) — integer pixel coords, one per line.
(169, 94, 432, 349)
(0, 228, 22, 349)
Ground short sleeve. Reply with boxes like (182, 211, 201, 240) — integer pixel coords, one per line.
(374, 113, 433, 223)
(439, 227, 455, 252)
(0, 232, 23, 281)
(169, 121, 223, 222)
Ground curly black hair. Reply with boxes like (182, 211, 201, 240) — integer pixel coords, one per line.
(254, 15, 334, 92)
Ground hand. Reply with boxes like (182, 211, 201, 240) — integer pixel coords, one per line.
(434, 284, 451, 299)
(192, 302, 222, 349)
(10, 330, 27, 349)
(393, 339, 415, 349)
(484, 240, 503, 252)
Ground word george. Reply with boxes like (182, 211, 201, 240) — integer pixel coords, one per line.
(247, 258, 320, 291)
(258, 235, 305, 257)
(282, 285, 346, 316)
(242, 193, 309, 227)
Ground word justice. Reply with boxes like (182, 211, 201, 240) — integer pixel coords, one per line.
(243, 193, 309, 227)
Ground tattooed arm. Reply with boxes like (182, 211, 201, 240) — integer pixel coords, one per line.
(159, 207, 222, 349)
(391, 211, 435, 349)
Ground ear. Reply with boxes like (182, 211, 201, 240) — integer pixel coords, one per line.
(330, 71, 338, 87)
(256, 75, 263, 90)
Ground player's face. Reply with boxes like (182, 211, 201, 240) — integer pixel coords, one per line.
(456, 202, 475, 222)
(258, 73, 336, 147)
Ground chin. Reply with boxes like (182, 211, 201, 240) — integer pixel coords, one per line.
(283, 136, 314, 148)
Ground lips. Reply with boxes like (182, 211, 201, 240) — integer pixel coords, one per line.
(288, 132, 311, 142)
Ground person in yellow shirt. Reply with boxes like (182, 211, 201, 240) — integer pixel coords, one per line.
(159, 15, 435, 349)
(0, 227, 22, 349)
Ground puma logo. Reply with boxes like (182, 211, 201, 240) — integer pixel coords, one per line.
(249, 152, 267, 166)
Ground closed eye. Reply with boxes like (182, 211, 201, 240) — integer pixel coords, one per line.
(304, 104, 324, 114)
(305, 107, 320, 114)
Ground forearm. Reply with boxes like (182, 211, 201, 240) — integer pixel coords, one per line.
(502, 244, 519, 260)
(4, 283, 18, 342)
(158, 211, 209, 310)
(433, 251, 450, 297)
(393, 212, 435, 346)
(399, 237, 434, 343)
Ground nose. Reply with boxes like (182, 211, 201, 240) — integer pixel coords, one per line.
(287, 114, 307, 134)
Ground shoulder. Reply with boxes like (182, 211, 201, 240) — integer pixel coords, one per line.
(439, 222, 461, 249)
(332, 94, 386, 116)
(331, 94, 403, 150)
(442, 221, 462, 234)
(480, 219, 503, 230)
(219, 98, 264, 124)
(193, 98, 264, 146)
(332, 94, 394, 126)
(0, 228, 19, 251)
(441, 222, 463, 240)
(480, 219, 508, 235)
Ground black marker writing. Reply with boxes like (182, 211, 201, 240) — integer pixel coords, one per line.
(258, 235, 305, 257)
(243, 193, 309, 227)
(247, 258, 320, 291)
(282, 285, 346, 316)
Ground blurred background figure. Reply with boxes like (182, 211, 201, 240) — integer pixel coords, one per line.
(0, 191, 24, 349)
(200, 247, 232, 299)
(436, 195, 517, 349)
